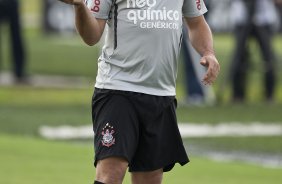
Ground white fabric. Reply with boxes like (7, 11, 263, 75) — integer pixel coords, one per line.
(85, 0, 207, 96)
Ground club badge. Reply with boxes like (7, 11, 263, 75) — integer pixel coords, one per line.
(101, 123, 115, 147)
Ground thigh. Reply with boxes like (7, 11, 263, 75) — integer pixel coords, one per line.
(131, 169, 163, 184)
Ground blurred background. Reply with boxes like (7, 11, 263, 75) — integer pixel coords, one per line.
(0, 0, 282, 183)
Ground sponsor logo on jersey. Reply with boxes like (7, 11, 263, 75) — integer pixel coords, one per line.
(196, 0, 201, 10)
(101, 123, 115, 147)
(86, 0, 101, 13)
(126, 0, 180, 30)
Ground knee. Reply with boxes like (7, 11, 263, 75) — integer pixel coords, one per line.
(131, 169, 163, 184)
(95, 157, 128, 184)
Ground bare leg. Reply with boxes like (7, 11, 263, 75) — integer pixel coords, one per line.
(95, 157, 128, 184)
(131, 169, 163, 184)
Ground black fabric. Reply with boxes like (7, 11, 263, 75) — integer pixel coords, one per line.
(231, 24, 276, 101)
(91, 88, 189, 172)
(113, 0, 118, 49)
(94, 181, 105, 184)
(0, 0, 26, 79)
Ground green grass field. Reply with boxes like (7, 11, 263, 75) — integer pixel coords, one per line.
(0, 1, 282, 183)
(1, 135, 282, 184)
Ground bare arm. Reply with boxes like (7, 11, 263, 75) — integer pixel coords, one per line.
(185, 15, 214, 57)
(185, 16, 220, 85)
(58, 0, 106, 46)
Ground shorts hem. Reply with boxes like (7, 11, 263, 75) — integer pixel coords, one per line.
(128, 160, 189, 172)
(94, 154, 130, 167)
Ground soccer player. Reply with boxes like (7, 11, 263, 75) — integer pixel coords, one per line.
(58, 0, 220, 184)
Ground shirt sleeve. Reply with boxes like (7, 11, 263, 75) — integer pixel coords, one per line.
(85, 0, 113, 19)
(182, 0, 208, 18)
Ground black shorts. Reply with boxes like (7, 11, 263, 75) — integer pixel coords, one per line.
(91, 88, 189, 172)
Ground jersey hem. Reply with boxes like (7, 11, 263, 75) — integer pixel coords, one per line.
(94, 84, 176, 97)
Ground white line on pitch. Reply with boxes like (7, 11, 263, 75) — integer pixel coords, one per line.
(39, 122, 282, 140)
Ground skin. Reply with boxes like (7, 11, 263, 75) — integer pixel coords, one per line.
(58, 0, 220, 183)
(185, 16, 220, 85)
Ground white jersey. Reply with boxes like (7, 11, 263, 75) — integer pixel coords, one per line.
(86, 0, 207, 96)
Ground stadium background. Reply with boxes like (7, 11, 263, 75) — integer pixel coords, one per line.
(0, 0, 282, 183)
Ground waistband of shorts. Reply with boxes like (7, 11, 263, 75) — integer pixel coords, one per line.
(95, 88, 175, 98)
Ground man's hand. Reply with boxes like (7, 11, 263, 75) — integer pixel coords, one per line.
(200, 54, 220, 85)
(58, 0, 84, 6)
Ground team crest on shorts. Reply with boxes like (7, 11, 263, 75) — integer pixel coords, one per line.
(101, 123, 115, 147)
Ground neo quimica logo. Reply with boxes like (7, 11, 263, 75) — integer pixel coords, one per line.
(126, 0, 180, 29)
